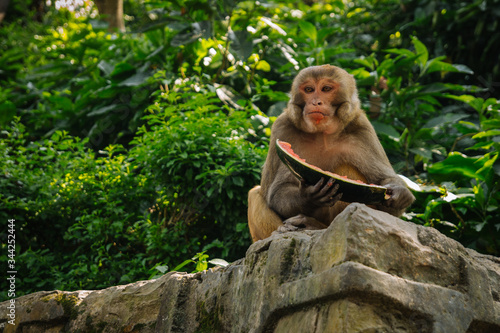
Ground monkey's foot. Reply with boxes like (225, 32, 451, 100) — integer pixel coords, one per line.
(274, 214, 327, 234)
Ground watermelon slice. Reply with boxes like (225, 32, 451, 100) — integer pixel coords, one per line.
(276, 139, 389, 204)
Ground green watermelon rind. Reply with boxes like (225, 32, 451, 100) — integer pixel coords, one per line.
(275, 139, 388, 205)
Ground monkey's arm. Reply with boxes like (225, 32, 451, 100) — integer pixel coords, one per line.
(365, 164, 415, 217)
(352, 123, 415, 216)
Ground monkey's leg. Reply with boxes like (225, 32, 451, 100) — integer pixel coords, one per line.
(247, 186, 283, 242)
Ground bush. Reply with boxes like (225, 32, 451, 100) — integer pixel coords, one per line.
(0, 78, 267, 299)
(0, 119, 156, 295)
(131, 78, 267, 260)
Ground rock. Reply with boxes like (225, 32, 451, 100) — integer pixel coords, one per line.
(1, 203, 499, 332)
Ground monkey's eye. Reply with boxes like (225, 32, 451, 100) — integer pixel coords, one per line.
(322, 86, 333, 92)
(304, 86, 314, 93)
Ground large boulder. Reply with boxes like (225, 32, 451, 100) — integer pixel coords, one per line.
(1, 204, 499, 332)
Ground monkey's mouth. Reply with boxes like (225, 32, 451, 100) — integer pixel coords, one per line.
(306, 111, 327, 117)
(306, 111, 327, 124)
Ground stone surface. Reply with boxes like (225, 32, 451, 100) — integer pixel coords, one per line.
(1, 203, 500, 332)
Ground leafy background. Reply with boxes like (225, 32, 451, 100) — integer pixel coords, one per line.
(1, 0, 499, 300)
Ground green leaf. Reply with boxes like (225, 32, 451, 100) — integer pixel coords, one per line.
(228, 30, 253, 61)
(473, 130, 500, 139)
(196, 260, 208, 272)
(110, 62, 136, 78)
(424, 59, 473, 75)
(98, 60, 114, 76)
(423, 114, 469, 128)
(443, 94, 484, 112)
(372, 121, 400, 139)
(412, 36, 428, 70)
(208, 258, 229, 267)
(173, 259, 193, 271)
(87, 105, 118, 117)
(475, 221, 487, 232)
(428, 152, 485, 182)
(49, 96, 74, 112)
(256, 60, 271, 72)
(455, 121, 480, 135)
(155, 265, 169, 274)
(424, 58, 450, 74)
(409, 147, 433, 160)
(481, 119, 500, 131)
(232, 176, 244, 186)
(317, 27, 340, 43)
(119, 72, 149, 87)
(383, 48, 415, 57)
(0, 101, 16, 125)
(299, 21, 317, 42)
(452, 64, 474, 75)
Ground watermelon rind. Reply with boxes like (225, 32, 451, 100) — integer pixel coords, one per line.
(275, 139, 388, 204)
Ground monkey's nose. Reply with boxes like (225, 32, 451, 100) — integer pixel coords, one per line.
(313, 100, 323, 106)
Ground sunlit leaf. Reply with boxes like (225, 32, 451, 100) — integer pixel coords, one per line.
(299, 21, 317, 42)
(473, 130, 500, 138)
(256, 60, 271, 72)
(481, 119, 500, 131)
(209, 258, 229, 267)
(443, 94, 484, 112)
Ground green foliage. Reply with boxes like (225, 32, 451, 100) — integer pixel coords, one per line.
(0, 12, 168, 149)
(1, 119, 155, 293)
(131, 78, 266, 260)
(352, 37, 475, 172)
(421, 98, 500, 253)
(1, 0, 499, 300)
(172, 251, 229, 274)
(391, 0, 500, 86)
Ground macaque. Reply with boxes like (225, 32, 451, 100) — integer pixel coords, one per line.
(248, 65, 415, 242)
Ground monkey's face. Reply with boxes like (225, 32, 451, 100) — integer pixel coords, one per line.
(287, 65, 360, 135)
(299, 78, 340, 134)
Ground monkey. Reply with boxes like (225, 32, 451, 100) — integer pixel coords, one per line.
(247, 65, 415, 242)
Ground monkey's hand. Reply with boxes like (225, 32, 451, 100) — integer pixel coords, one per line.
(275, 214, 328, 234)
(299, 178, 342, 207)
(383, 184, 415, 210)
